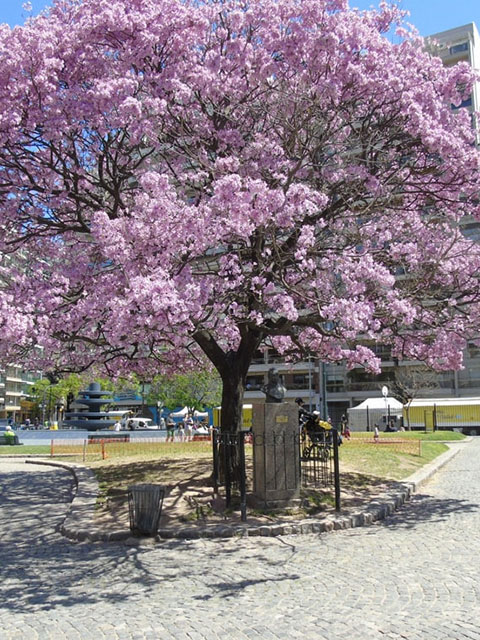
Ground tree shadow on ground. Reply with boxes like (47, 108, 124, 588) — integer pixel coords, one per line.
(93, 456, 393, 527)
(0, 465, 299, 615)
(93, 456, 221, 527)
(377, 490, 480, 530)
(193, 574, 301, 600)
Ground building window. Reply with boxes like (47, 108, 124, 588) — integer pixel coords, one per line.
(326, 377, 345, 393)
(467, 342, 480, 359)
(291, 373, 310, 389)
(245, 375, 264, 391)
(452, 96, 472, 110)
(449, 42, 469, 55)
(266, 348, 284, 364)
(251, 350, 266, 365)
(372, 344, 392, 361)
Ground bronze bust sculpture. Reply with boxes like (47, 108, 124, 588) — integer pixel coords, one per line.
(261, 367, 286, 403)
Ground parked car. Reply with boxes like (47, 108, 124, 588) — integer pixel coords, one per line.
(193, 424, 210, 436)
(121, 417, 160, 430)
(0, 419, 18, 429)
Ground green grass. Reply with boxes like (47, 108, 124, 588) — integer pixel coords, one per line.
(340, 441, 449, 480)
(350, 430, 465, 441)
(0, 440, 214, 459)
(0, 445, 51, 455)
(0, 433, 462, 508)
(0, 432, 463, 528)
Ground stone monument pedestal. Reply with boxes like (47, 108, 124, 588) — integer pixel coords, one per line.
(250, 403, 300, 510)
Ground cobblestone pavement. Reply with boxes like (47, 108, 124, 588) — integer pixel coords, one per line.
(1, 441, 480, 640)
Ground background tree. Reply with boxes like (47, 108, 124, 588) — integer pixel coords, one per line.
(146, 369, 221, 415)
(390, 365, 440, 430)
(30, 373, 84, 422)
(30, 379, 54, 424)
(1, 0, 480, 433)
(168, 370, 222, 416)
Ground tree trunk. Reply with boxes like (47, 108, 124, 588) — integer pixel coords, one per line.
(219, 367, 246, 433)
(194, 326, 263, 434)
(194, 327, 262, 490)
(406, 402, 412, 430)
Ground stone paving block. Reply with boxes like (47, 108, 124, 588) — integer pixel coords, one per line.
(1, 443, 474, 640)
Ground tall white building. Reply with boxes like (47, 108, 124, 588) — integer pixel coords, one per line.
(0, 365, 40, 423)
(426, 22, 480, 116)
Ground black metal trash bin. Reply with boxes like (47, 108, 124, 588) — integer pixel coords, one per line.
(128, 484, 166, 535)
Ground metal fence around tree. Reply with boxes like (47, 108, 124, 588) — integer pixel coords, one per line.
(212, 430, 249, 521)
(300, 428, 341, 510)
(212, 427, 340, 517)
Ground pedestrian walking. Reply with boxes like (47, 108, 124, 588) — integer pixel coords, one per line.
(166, 416, 175, 442)
(177, 421, 185, 442)
(295, 397, 310, 427)
(184, 415, 194, 441)
(374, 424, 380, 443)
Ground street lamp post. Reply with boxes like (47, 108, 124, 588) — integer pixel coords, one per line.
(308, 357, 314, 412)
(382, 385, 389, 428)
(318, 360, 328, 421)
(41, 387, 47, 426)
(140, 381, 151, 417)
(156, 400, 163, 426)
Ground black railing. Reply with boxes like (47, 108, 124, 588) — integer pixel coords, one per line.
(212, 425, 341, 518)
(300, 427, 340, 511)
(212, 430, 247, 521)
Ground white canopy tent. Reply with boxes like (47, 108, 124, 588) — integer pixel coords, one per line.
(347, 397, 403, 431)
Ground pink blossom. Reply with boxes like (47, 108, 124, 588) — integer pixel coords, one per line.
(0, 0, 479, 431)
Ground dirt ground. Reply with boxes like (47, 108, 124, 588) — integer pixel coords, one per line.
(91, 456, 398, 531)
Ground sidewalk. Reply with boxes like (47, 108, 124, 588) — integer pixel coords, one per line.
(23, 440, 466, 543)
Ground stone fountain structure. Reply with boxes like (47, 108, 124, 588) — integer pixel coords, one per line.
(63, 382, 117, 431)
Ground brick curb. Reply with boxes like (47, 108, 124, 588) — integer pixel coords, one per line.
(23, 442, 464, 543)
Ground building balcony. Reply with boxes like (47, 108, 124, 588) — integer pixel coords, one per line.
(248, 361, 315, 374)
(5, 402, 21, 411)
(344, 382, 384, 392)
(458, 379, 480, 389)
(244, 387, 316, 400)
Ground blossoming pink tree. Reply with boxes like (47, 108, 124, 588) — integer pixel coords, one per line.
(1, 0, 480, 432)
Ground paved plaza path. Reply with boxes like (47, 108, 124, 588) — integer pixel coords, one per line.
(1, 441, 480, 640)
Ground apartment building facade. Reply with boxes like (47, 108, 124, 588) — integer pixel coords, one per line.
(0, 365, 40, 423)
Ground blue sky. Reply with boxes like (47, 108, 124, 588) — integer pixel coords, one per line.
(1, 0, 479, 36)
